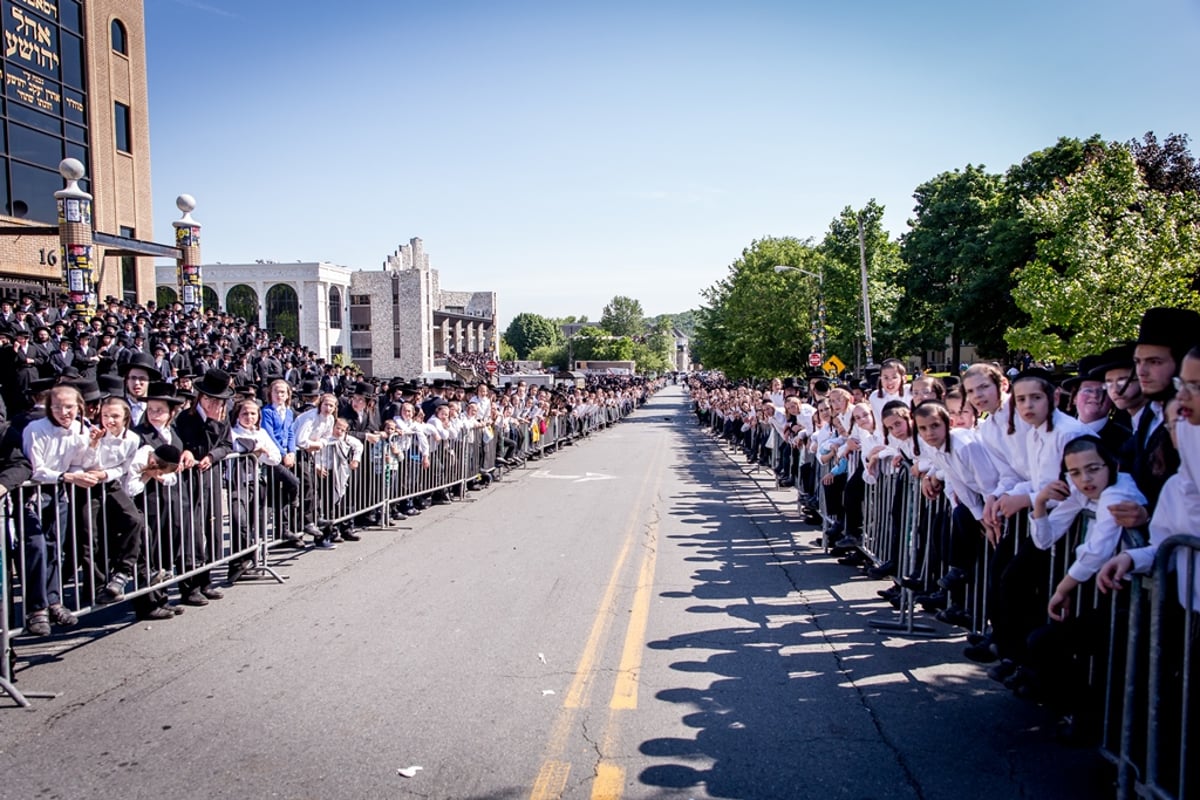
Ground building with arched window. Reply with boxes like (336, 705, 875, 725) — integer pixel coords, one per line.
(155, 239, 497, 378)
(0, 0, 156, 302)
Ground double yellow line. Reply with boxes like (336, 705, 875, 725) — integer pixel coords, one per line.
(529, 441, 664, 800)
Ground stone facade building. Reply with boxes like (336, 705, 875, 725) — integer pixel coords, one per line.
(157, 238, 497, 379)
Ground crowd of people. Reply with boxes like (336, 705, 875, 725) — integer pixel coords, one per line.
(689, 305, 1199, 765)
(0, 293, 661, 638)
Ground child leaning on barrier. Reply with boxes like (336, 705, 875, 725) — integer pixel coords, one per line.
(82, 396, 146, 606)
(312, 416, 363, 547)
(226, 399, 282, 584)
(1017, 435, 1148, 743)
(20, 384, 95, 636)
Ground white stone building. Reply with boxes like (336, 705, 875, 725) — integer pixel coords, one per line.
(155, 238, 496, 378)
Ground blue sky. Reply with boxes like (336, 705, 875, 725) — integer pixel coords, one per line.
(143, 0, 1200, 329)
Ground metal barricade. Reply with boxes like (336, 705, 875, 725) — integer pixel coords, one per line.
(1114, 534, 1200, 800)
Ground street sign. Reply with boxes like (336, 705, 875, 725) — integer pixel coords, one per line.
(486, 360, 498, 374)
(808, 353, 822, 367)
(824, 355, 846, 374)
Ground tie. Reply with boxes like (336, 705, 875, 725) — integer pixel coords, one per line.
(1136, 405, 1155, 448)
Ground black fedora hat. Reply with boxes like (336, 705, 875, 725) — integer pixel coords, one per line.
(1136, 307, 1200, 362)
(195, 368, 234, 399)
(145, 381, 184, 406)
(70, 379, 102, 404)
(1092, 343, 1135, 376)
(298, 379, 321, 397)
(119, 351, 158, 377)
(97, 373, 125, 399)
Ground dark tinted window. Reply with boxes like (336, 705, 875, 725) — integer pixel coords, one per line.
(8, 162, 61, 222)
(114, 102, 131, 152)
(111, 20, 128, 55)
(8, 123, 63, 165)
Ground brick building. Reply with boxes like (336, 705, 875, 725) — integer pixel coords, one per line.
(0, 0, 157, 303)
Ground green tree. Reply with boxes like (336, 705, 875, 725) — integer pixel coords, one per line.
(1005, 144, 1200, 360)
(504, 312, 560, 359)
(818, 201, 905, 373)
(897, 165, 1004, 369)
(599, 296, 645, 337)
(695, 236, 823, 378)
(528, 342, 568, 370)
(498, 340, 517, 361)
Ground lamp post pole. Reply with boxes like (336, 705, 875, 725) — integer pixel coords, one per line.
(774, 264, 825, 364)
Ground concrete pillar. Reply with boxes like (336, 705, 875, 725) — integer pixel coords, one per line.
(55, 158, 96, 318)
(173, 195, 203, 314)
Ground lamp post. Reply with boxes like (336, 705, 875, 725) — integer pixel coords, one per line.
(774, 264, 825, 365)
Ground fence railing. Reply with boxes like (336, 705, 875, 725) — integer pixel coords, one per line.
(2, 403, 640, 707)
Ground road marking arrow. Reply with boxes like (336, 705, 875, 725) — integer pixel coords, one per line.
(529, 470, 617, 483)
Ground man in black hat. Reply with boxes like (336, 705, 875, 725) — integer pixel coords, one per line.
(122, 351, 158, 427)
(2, 329, 45, 414)
(74, 330, 100, 381)
(173, 368, 234, 606)
(1063, 353, 1132, 457)
(1129, 306, 1200, 509)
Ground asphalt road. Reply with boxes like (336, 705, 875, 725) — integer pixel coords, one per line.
(2, 386, 1112, 800)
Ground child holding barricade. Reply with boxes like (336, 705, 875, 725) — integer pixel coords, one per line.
(226, 399, 282, 584)
(313, 416, 363, 546)
(83, 396, 146, 605)
(1012, 435, 1148, 742)
(975, 369, 1089, 678)
(911, 402, 1000, 627)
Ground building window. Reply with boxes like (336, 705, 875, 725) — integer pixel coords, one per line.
(350, 322, 371, 331)
(114, 102, 132, 153)
(119, 225, 137, 304)
(157, 286, 178, 308)
(351, 348, 372, 359)
(202, 285, 219, 312)
(111, 20, 128, 55)
(265, 283, 299, 342)
(329, 286, 342, 329)
(350, 294, 371, 306)
(226, 284, 259, 324)
(331, 345, 344, 357)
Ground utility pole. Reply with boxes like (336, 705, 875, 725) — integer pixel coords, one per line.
(857, 213, 875, 369)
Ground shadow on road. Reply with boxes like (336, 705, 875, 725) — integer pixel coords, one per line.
(633, 413, 1112, 800)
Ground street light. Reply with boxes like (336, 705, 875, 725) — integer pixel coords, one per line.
(774, 264, 825, 366)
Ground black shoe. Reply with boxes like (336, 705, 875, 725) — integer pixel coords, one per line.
(915, 589, 948, 611)
(963, 641, 999, 664)
(938, 567, 969, 593)
(865, 560, 897, 580)
(987, 659, 1017, 683)
(340, 528, 362, 542)
(899, 575, 930, 592)
(200, 586, 224, 600)
(936, 606, 973, 628)
(967, 632, 991, 646)
(139, 606, 176, 621)
(182, 590, 209, 607)
(837, 552, 866, 566)
(226, 561, 250, 585)
(877, 586, 901, 601)
(302, 522, 322, 538)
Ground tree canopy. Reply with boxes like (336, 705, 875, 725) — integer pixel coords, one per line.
(599, 296, 645, 337)
(504, 312, 560, 359)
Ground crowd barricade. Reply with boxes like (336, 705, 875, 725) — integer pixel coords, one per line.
(2, 397, 647, 703)
(695, 410, 1197, 795)
(1113, 534, 1199, 800)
